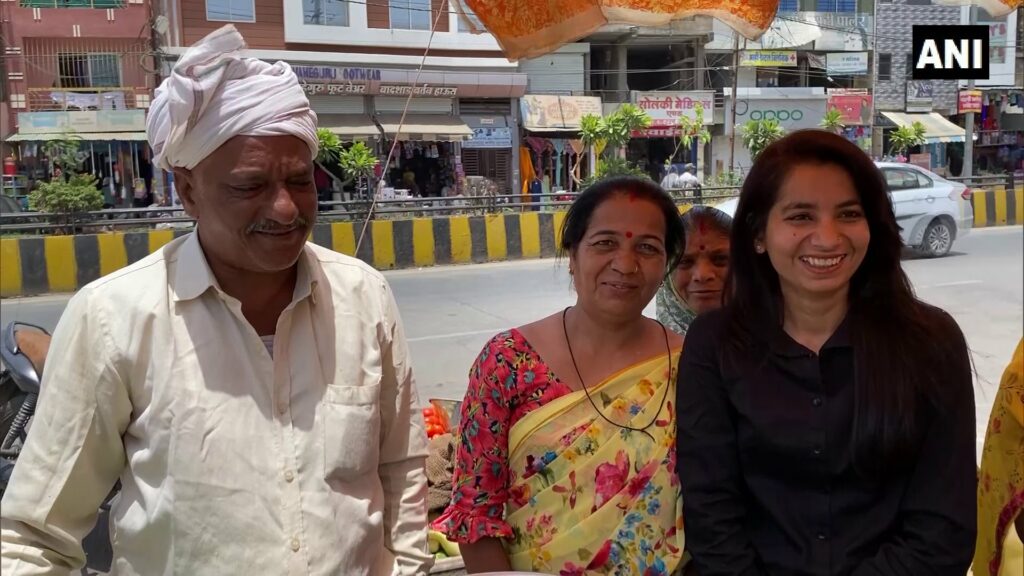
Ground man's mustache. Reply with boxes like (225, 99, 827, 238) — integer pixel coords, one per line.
(246, 216, 312, 234)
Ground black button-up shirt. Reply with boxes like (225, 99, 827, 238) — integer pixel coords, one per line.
(676, 309, 976, 576)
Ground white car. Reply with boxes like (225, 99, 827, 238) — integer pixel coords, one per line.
(712, 162, 972, 258)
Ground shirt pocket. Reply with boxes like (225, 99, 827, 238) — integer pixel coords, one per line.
(322, 382, 381, 482)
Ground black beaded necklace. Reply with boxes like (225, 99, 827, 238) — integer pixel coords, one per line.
(561, 306, 672, 441)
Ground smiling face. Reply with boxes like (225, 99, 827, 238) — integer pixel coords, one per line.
(763, 163, 871, 303)
(570, 193, 668, 323)
(175, 135, 316, 275)
(672, 225, 730, 314)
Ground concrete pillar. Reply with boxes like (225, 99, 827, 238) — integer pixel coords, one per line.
(615, 44, 629, 102)
(695, 40, 707, 90)
(511, 98, 522, 196)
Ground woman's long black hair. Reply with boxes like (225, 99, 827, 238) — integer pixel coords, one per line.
(723, 129, 966, 475)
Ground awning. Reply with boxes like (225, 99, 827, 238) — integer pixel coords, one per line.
(6, 131, 148, 142)
(880, 112, 965, 143)
(375, 115, 473, 142)
(317, 114, 378, 140)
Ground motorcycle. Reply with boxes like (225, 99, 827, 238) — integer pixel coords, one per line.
(0, 321, 113, 572)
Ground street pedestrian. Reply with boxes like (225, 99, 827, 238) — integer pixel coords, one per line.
(0, 25, 432, 576)
(655, 205, 732, 335)
(432, 176, 688, 574)
(661, 165, 680, 190)
(677, 129, 976, 576)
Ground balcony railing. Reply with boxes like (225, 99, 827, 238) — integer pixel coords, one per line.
(24, 87, 150, 113)
(19, 1, 126, 8)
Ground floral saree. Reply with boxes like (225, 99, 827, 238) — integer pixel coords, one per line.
(503, 350, 685, 575)
(975, 338, 1024, 576)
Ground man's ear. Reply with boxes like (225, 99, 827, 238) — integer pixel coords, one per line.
(173, 167, 199, 218)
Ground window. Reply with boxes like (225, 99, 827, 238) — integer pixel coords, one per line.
(883, 169, 930, 191)
(904, 0, 932, 5)
(815, 0, 856, 11)
(304, 0, 348, 26)
(778, 0, 798, 11)
(877, 53, 892, 81)
(19, 1, 124, 7)
(390, 0, 430, 31)
(458, 4, 485, 32)
(206, 0, 255, 23)
(58, 53, 121, 88)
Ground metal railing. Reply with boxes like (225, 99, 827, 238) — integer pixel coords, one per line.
(947, 174, 1013, 188)
(0, 187, 743, 235)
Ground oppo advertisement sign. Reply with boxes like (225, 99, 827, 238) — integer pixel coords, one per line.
(725, 96, 827, 134)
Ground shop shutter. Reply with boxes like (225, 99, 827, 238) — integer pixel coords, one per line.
(307, 95, 366, 115)
(459, 99, 513, 116)
(461, 149, 512, 193)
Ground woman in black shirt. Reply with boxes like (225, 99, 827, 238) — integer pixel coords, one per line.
(677, 130, 976, 576)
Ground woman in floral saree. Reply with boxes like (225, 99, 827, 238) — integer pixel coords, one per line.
(432, 177, 688, 574)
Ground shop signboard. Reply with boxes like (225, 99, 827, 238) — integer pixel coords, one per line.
(740, 50, 798, 67)
(906, 81, 934, 113)
(520, 95, 603, 131)
(724, 97, 829, 135)
(980, 20, 1008, 64)
(958, 90, 983, 114)
(292, 65, 527, 98)
(18, 110, 146, 134)
(825, 52, 869, 76)
(632, 91, 716, 130)
(827, 93, 873, 126)
(463, 127, 513, 149)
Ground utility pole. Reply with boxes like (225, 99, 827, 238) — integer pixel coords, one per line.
(962, 5, 977, 180)
(728, 34, 740, 174)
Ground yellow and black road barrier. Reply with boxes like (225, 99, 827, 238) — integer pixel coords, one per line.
(971, 183, 1024, 228)
(1, 184, 1020, 298)
(1, 212, 570, 297)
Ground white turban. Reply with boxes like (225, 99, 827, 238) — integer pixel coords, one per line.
(147, 25, 318, 171)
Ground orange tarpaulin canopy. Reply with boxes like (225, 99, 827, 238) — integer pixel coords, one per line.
(454, 0, 1021, 62)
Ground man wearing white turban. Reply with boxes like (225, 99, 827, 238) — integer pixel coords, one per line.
(0, 25, 433, 576)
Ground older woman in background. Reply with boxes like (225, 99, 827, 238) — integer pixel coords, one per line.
(656, 205, 733, 335)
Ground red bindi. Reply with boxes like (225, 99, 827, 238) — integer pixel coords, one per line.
(628, 192, 638, 202)
(625, 231, 634, 239)
(699, 245, 706, 251)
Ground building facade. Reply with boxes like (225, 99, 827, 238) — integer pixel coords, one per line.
(157, 0, 528, 197)
(957, 5, 1022, 177)
(1, 0, 156, 204)
(707, 0, 876, 175)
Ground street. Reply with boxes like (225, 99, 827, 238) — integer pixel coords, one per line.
(2, 226, 1022, 448)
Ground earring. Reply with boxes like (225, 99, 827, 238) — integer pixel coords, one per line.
(755, 242, 765, 254)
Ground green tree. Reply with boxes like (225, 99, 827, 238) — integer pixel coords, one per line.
(741, 119, 786, 160)
(41, 132, 83, 177)
(820, 108, 846, 135)
(29, 172, 103, 232)
(575, 105, 652, 186)
(316, 128, 344, 165)
(338, 141, 377, 196)
(572, 113, 604, 185)
(888, 122, 927, 157)
(598, 104, 651, 158)
(670, 102, 712, 165)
